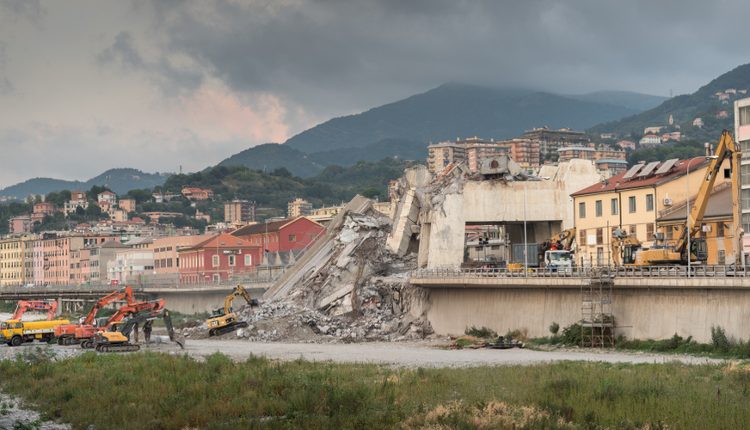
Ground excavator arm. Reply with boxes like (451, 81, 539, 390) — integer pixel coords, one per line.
(222, 285, 257, 314)
(674, 130, 738, 256)
(12, 300, 58, 321)
(81, 286, 135, 325)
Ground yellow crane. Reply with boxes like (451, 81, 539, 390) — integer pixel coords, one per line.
(206, 285, 258, 336)
(612, 130, 740, 266)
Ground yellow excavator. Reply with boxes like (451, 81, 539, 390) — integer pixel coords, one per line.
(612, 130, 740, 266)
(93, 309, 185, 353)
(206, 285, 258, 336)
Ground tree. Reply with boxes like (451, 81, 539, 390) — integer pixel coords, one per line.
(88, 185, 111, 200)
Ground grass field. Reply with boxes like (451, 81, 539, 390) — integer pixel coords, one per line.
(0, 349, 749, 429)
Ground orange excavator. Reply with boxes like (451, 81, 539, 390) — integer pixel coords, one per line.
(10, 300, 58, 321)
(55, 286, 136, 345)
(76, 298, 167, 349)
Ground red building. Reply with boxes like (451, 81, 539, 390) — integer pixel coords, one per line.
(177, 233, 261, 284)
(231, 217, 324, 253)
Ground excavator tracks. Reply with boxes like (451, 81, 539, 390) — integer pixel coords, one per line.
(95, 344, 140, 353)
(209, 321, 248, 337)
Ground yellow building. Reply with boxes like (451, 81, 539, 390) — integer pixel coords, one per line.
(656, 184, 735, 265)
(571, 157, 731, 266)
(0, 236, 35, 287)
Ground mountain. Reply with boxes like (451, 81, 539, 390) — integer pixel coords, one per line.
(283, 83, 642, 153)
(590, 63, 750, 140)
(568, 91, 667, 112)
(0, 168, 170, 199)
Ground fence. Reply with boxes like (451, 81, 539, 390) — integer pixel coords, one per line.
(411, 264, 750, 279)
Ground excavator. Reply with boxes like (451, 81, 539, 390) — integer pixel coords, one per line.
(92, 308, 184, 353)
(539, 227, 576, 270)
(9, 300, 58, 321)
(206, 285, 258, 337)
(55, 286, 136, 345)
(76, 298, 166, 349)
(611, 130, 739, 266)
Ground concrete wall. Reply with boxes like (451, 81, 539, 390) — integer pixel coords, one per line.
(418, 284, 750, 343)
(422, 160, 601, 268)
(143, 286, 269, 314)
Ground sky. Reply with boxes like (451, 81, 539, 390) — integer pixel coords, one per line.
(0, 0, 749, 188)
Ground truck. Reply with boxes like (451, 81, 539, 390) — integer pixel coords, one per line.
(1, 319, 70, 346)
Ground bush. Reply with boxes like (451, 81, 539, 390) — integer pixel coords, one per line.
(549, 322, 560, 335)
(711, 326, 730, 352)
(464, 326, 497, 339)
(561, 323, 583, 346)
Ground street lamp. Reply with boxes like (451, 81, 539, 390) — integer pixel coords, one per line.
(523, 176, 550, 276)
(686, 155, 718, 277)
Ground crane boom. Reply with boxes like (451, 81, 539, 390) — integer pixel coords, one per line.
(12, 300, 58, 321)
(81, 286, 135, 325)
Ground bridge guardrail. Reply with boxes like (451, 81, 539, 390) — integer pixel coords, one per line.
(411, 265, 749, 279)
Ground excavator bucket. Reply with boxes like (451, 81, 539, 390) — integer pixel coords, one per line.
(163, 310, 185, 349)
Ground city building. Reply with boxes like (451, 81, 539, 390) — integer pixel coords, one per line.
(119, 198, 136, 213)
(638, 134, 661, 146)
(427, 137, 541, 173)
(97, 191, 117, 206)
(177, 233, 261, 284)
(557, 144, 626, 163)
(571, 157, 731, 266)
(0, 235, 35, 287)
(107, 247, 155, 285)
(31, 202, 56, 224)
(595, 159, 629, 177)
(32, 234, 119, 286)
(644, 126, 663, 134)
(287, 198, 313, 218)
(693, 117, 704, 128)
(307, 205, 344, 224)
(232, 216, 325, 254)
(520, 127, 589, 161)
(426, 141, 467, 172)
(224, 200, 256, 224)
(616, 140, 636, 150)
(8, 215, 32, 235)
(153, 234, 212, 278)
(63, 190, 89, 215)
(181, 187, 214, 201)
(142, 211, 185, 223)
(735, 97, 750, 261)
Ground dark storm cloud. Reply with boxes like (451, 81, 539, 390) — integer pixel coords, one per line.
(124, 0, 750, 115)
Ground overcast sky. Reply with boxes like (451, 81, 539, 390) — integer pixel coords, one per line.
(0, 0, 748, 188)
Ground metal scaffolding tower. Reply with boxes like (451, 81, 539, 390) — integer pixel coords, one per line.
(581, 273, 615, 347)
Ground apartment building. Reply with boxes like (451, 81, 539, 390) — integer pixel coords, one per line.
(8, 215, 32, 235)
(232, 217, 325, 254)
(287, 198, 313, 218)
(63, 190, 89, 215)
(571, 157, 730, 266)
(224, 200, 256, 224)
(734, 97, 750, 261)
(177, 233, 261, 284)
(0, 236, 35, 287)
(427, 137, 540, 173)
(153, 234, 212, 276)
(521, 127, 589, 161)
(427, 141, 467, 172)
(119, 198, 136, 213)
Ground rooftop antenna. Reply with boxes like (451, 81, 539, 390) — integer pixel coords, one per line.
(179, 165, 182, 174)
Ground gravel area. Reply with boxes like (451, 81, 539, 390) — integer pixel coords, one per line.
(0, 392, 70, 429)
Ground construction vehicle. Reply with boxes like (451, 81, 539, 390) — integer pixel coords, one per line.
(54, 286, 136, 345)
(9, 300, 58, 321)
(76, 299, 166, 349)
(1, 318, 70, 346)
(92, 309, 184, 353)
(539, 228, 576, 270)
(611, 130, 739, 266)
(206, 285, 258, 337)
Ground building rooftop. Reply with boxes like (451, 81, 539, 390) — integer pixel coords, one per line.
(571, 157, 708, 197)
(657, 185, 731, 222)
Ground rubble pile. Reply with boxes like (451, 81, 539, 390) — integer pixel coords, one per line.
(185, 199, 434, 343)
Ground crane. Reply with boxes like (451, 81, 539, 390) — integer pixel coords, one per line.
(93, 308, 184, 353)
(612, 130, 740, 266)
(54, 286, 136, 345)
(75, 298, 166, 349)
(206, 285, 258, 336)
(11, 300, 58, 321)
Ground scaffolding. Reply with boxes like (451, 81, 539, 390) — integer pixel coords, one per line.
(581, 273, 615, 347)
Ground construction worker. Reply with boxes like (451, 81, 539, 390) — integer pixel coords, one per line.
(143, 320, 153, 344)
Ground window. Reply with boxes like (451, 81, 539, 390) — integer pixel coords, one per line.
(645, 194, 654, 212)
(244, 254, 252, 266)
(742, 141, 750, 158)
(288, 234, 297, 242)
(212, 255, 219, 267)
(213, 274, 221, 283)
(740, 106, 750, 126)
(579, 229, 586, 246)
(611, 198, 619, 215)
(228, 255, 235, 266)
(719, 250, 726, 265)
(743, 165, 750, 186)
(666, 226, 674, 241)
(628, 196, 636, 213)
(578, 202, 586, 218)
(646, 224, 654, 240)
(743, 190, 750, 212)
(596, 228, 603, 245)
(629, 224, 636, 235)
(596, 247, 604, 266)
(595, 200, 602, 217)
(717, 222, 725, 238)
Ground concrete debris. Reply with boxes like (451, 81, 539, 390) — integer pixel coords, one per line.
(185, 196, 434, 343)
